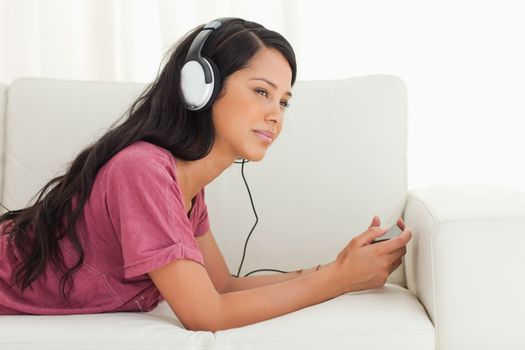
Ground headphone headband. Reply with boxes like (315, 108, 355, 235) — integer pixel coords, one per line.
(186, 20, 222, 60)
(185, 20, 223, 83)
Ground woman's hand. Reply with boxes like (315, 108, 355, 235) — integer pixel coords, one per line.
(332, 215, 412, 295)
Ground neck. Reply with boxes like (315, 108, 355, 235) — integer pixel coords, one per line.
(175, 142, 237, 206)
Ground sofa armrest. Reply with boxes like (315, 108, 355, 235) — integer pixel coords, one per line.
(403, 185, 525, 350)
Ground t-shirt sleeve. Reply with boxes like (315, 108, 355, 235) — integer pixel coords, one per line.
(105, 152, 205, 280)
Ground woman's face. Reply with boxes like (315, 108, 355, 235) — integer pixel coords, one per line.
(211, 47, 293, 162)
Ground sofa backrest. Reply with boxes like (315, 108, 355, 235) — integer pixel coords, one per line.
(0, 76, 408, 286)
(0, 83, 6, 199)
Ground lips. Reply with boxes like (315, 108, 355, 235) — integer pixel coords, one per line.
(253, 130, 275, 141)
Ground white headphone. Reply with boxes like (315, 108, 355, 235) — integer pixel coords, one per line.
(180, 18, 236, 111)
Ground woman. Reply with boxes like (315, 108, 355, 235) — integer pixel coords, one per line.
(0, 18, 412, 331)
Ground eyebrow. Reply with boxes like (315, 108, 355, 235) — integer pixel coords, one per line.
(250, 78, 293, 98)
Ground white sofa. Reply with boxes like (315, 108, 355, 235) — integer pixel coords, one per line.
(0, 76, 524, 350)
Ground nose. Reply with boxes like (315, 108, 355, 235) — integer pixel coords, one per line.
(266, 102, 283, 126)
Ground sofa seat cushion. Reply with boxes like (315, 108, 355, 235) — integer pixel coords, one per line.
(0, 284, 434, 349)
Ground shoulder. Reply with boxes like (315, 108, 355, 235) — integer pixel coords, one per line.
(93, 141, 181, 193)
(105, 141, 176, 174)
(112, 141, 173, 164)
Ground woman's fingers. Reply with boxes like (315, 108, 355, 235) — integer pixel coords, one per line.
(369, 226, 389, 243)
(347, 216, 384, 247)
(391, 257, 403, 273)
(374, 228, 412, 252)
(388, 245, 407, 261)
(369, 215, 381, 229)
(391, 228, 412, 249)
(353, 216, 411, 249)
(370, 216, 406, 230)
(354, 226, 388, 247)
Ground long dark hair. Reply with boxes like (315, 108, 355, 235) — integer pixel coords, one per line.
(0, 18, 297, 300)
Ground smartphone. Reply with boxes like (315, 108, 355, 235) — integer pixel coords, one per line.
(372, 224, 403, 244)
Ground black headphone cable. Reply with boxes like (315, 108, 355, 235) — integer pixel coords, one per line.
(232, 159, 290, 277)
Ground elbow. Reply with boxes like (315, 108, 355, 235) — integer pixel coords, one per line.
(186, 324, 220, 333)
(182, 300, 226, 332)
(185, 319, 225, 333)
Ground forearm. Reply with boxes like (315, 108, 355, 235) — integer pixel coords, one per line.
(225, 263, 329, 293)
(217, 263, 341, 331)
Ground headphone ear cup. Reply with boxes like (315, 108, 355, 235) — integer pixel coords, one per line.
(200, 57, 221, 111)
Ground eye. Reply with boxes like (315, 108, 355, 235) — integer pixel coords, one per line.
(255, 88, 269, 97)
(280, 100, 290, 109)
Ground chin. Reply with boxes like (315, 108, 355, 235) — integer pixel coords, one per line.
(241, 149, 267, 162)
(234, 136, 271, 162)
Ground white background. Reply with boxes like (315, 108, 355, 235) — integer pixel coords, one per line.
(1, 0, 524, 191)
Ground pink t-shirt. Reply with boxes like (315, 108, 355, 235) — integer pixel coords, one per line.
(0, 141, 209, 315)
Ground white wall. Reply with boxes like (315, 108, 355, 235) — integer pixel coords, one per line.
(1, 0, 524, 191)
(282, 0, 525, 191)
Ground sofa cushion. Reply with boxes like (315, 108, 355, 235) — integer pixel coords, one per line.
(0, 82, 7, 203)
(0, 284, 434, 350)
(2, 78, 144, 211)
(2, 76, 408, 286)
